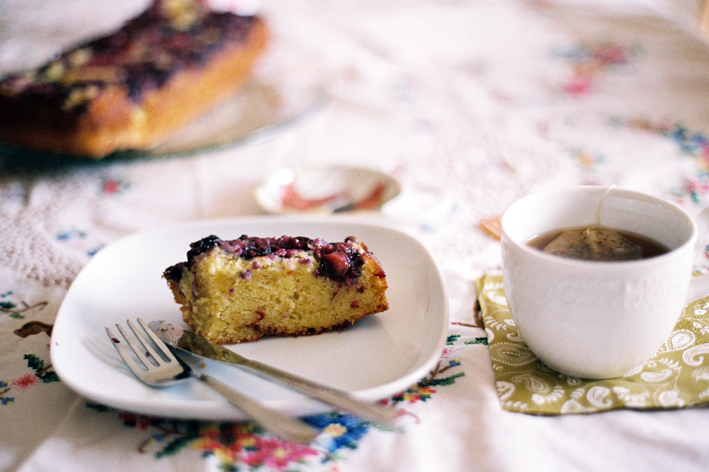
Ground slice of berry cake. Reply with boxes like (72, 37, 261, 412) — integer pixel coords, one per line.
(0, 0, 269, 158)
(163, 235, 389, 344)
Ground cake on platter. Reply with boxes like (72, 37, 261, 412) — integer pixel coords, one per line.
(0, 0, 269, 158)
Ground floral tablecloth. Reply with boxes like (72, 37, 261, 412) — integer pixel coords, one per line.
(3, 0, 709, 470)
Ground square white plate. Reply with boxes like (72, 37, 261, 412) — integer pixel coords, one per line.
(51, 217, 449, 420)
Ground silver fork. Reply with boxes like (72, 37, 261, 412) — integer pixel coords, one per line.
(106, 319, 319, 444)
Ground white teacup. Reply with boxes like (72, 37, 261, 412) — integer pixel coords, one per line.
(500, 186, 709, 379)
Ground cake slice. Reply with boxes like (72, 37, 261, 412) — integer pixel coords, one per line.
(163, 235, 389, 344)
(0, 0, 269, 158)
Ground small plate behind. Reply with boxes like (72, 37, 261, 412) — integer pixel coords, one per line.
(256, 166, 402, 215)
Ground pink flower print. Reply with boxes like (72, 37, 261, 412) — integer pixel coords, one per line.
(102, 179, 120, 194)
(593, 43, 630, 66)
(563, 72, 593, 96)
(12, 373, 40, 391)
(559, 42, 641, 97)
(100, 177, 130, 196)
(681, 178, 709, 204)
(241, 437, 318, 470)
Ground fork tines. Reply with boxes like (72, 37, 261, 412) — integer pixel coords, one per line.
(106, 318, 183, 384)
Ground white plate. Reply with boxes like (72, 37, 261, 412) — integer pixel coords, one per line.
(255, 166, 402, 215)
(51, 217, 449, 420)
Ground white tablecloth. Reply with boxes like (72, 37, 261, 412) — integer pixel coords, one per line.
(2, 0, 709, 470)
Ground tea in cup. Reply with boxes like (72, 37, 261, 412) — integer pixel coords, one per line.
(500, 186, 707, 379)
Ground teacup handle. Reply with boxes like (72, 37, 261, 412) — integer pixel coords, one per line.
(686, 207, 709, 304)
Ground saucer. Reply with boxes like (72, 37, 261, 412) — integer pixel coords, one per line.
(255, 166, 402, 215)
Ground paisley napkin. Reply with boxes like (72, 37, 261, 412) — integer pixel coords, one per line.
(476, 274, 709, 414)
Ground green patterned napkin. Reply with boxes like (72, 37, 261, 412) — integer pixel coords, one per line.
(476, 274, 709, 414)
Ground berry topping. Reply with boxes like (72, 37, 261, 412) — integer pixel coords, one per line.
(320, 252, 351, 279)
(163, 234, 373, 283)
(0, 0, 259, 113)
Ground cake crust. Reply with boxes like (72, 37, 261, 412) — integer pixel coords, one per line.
(164, 235, 389, 344)
(0, 0, 269, 158)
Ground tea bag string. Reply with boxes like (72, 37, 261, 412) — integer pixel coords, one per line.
(586, 185, 616, 234)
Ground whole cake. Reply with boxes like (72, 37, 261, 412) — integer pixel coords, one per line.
(163, 235, 389, 344)
(0, 0, 269, 158)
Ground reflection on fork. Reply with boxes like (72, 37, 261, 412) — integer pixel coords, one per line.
(106, 318, 320, 444)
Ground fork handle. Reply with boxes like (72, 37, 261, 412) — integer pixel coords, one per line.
(198, 374, 320, 444)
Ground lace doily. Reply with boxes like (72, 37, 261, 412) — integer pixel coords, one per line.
(0, 171, 100, 287)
